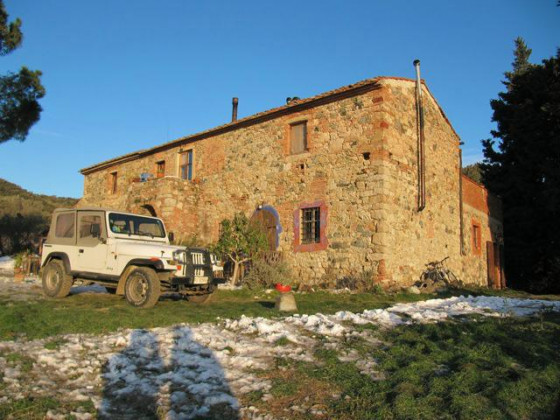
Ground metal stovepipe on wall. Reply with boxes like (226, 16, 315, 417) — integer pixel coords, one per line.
(413, 59, 426, 212)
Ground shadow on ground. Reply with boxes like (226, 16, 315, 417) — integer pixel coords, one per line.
(100, 327, 239, 419)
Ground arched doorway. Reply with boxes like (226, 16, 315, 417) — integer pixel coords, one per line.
(250, 205, 282, 251)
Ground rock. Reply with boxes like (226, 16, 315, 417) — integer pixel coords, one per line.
(406, 286, 421, 294)
(275, 292, 298, 312)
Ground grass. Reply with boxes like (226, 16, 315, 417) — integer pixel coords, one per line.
(0, 397, 94, 420)
(43, 337, 69, 350)
(240, 313, 560, 419)
(1, 285, 559, 419)
(3, 352, 35, 373)
(0, 287, 429, 341)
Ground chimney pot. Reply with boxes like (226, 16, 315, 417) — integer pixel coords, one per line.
(232, 97, 238, 122)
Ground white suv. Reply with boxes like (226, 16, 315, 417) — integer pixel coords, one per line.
(40, 208, 216, 308)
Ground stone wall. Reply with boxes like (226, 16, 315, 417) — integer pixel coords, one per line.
(374, 79, 463, 286)
(81, 82, 390, 284)
(80, 77, 502, 287)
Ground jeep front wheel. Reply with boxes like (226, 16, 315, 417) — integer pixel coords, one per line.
(124, 267, 161, 308)
(42, 260, 73, 298)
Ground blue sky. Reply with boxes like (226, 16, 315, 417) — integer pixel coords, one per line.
(1, 0, 558, 198)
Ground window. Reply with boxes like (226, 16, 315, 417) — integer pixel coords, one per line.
(77, 212, 104, 246)
(290, 122, 307, 154)
(472, 222, 481, 254)
(55, 213, 75, 238)
(179, 150, 194, 180)
(110, 172, 117, 194)
(108, 212, 165, 238)
(79, 215, 102, 239)
(293, 201, 328, 252)
(156, 160, 165, 178)
(301, 207, 320, 244)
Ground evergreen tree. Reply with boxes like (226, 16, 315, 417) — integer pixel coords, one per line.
(462, 163, 483, 184)
(482, 38, 560, 292)
(0, 0, 45, 144)
(504, 37, 533, 83)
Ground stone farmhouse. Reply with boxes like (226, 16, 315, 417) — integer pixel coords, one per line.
(79, 74, 505, 289)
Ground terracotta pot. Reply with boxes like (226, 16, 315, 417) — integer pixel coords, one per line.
(275, 283, 292, 293)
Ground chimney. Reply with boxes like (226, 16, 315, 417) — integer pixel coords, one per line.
(232, 97, 238, 122)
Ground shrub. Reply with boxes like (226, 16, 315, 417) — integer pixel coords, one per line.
(336, 270, 377, 292)
(243, 258, 294, 290)
(213, 213, 268, 284)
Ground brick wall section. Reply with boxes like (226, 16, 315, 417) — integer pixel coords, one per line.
(80, 78, 502, 286)
(461, 175, 503, 285)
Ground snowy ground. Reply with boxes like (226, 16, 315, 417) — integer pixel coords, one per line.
(0, 278, 559, 419)
(0, 256, 15, 278)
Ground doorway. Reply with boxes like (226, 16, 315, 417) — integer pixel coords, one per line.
(250, 206, 281, 251)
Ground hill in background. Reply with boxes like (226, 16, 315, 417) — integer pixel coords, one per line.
(0, 178, 78, 218)
(0, 178, 79, 255)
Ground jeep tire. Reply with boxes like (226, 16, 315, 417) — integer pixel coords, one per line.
(124, 267, 161, 308)
(42, 259, 73, 298)
(188, 293, 213, 304)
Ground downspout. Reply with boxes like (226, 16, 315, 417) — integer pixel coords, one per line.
(413, 59, 426, 211)
(459, 145, 465, 255)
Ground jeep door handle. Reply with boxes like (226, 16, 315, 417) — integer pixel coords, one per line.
(79, 249, 84, 254)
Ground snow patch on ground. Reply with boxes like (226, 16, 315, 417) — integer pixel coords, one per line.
(0, 295, 559, 418)
(0, 256, 14, 270)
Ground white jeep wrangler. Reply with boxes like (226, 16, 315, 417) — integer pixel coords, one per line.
(40, 208, 217, 308)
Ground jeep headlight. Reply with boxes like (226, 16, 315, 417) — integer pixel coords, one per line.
(172, 250, 187, 264)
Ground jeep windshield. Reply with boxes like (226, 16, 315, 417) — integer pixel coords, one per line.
(108, 212, 166, 238)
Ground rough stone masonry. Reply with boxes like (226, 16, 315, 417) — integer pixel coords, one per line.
(78, 76, 503, 288)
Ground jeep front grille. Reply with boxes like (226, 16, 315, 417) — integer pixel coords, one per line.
(191, 252, 204, 265)
(195, 268, 205, 277)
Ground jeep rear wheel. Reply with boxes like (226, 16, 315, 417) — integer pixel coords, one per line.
(42, 260, 73, 298)
(124, 267, 160, 308)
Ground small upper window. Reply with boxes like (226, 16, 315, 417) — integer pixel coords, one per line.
(301, 207, 321, 244)
(110, 172, 117, 194)
(55, 213, 75, 238)
(290, 122, 307, 154)
(179, 150, 193, 180)
(156, 160, 165, 178)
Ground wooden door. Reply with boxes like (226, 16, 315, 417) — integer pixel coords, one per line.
(487, 241, 502, 289)
(251, 209, 277, 251)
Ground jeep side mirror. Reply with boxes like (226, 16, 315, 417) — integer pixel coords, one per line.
(90, 223, 101, 238)
(168, 232, 175, 243)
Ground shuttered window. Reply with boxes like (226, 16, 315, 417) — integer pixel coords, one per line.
(472, 223, 481, 253)
(179, 150, 193, 180)
(290, 122, 307, 154)
(110, 172, 117, 194)
(156, 161, 165, 178)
